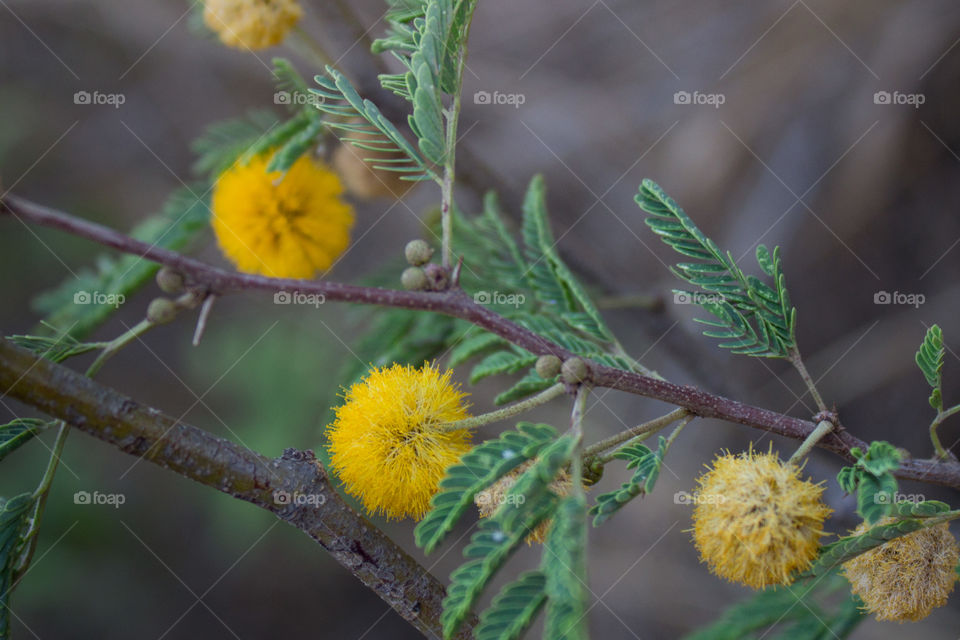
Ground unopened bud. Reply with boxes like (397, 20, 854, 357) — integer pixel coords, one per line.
(401, 267, 429, 291)
(535, 355, 562, 379)
(404, 239, 434, 266)
(146, 297, 178, 325)
(155, 267, 185, 294)
(561, 357, 588, 384)
(423, 263, 449, 291)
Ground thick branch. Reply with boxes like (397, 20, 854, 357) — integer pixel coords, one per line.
(3, 194, 960, 489)
(0, 338, 474, 639)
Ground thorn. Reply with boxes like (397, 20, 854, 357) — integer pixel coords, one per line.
(451, 256, 463, 288)
(192, 294, 216, 346)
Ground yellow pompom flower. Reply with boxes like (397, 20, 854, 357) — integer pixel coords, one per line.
(203, 0, 302, 50)
(475, 462, 573, 544)
(326, 363, 472, 520)
(843, 518, 959, 621)
(211, 153, 353, 279)
(691, 448, 832, 589)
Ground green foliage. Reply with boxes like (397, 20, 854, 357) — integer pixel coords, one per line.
(835, 441, 901, 525)
(637, 179, 796, 358)
(415, 422, 558, 554)
(916, 324, 944, 410)
(33, 187, 209, 339)
(313, 67, 438, 181)
(192, 109, 279, 177)
(474, 572, 547, 640)
(0, 419, 51, 462)
(0, 494, 35, 638)
(590, 436, 668, 526)
(889, 499, 950, 517)
(440, 435, 576, 638)
(542, 494, 589, 640)
(6, 327, 100, 363)
(801, 517, 926, 577)
(685, 572, 864, 640)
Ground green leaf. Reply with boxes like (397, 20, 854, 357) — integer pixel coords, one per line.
(192, 109, 280, 177)
(441, 435, 575, 638)
(802, 518, 927, 577)
(836, 466, 860, 494)
(469, 350, 537, 384)
(265, 118, 325, 172)
(474, 571, 547, 640)
(590, 437, 668, 526)
(915, 324, 944, 410)
(448, 331, 506, 367)
(0, 419, 51, 462)
(33, 187, 210, 339)
(542, 493, 589, 640)
(0, 494, 35, 638)
(494, 371, 557, 406)
(857, 440, 901, 476)
(6, 329, 100, 364)
(857, 472, 898, 526)
(415, 422, 558, 554)
(890, 499, 951, 518)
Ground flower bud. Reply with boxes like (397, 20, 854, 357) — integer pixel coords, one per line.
(535, 355, 562, 379)
(423, 263, 449, 291)
(401, 267, 428, 291)
(146, 298, 178, 325)
(561, 357, 588, 384)
(404, 239, 434, 266)
(155, 267, 185, 294)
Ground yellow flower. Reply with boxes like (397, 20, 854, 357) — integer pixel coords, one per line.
(203, 0, 302, 50)
(843, 518, 959, 621)
(211, 153, 353, 279)
(691, 448, 832, 589)
(475, 462, 573, 544)
(326, 363, 472, 520)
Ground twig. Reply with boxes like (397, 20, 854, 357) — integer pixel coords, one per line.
(438, 382, 567, 432)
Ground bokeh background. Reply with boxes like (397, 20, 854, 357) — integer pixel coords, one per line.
(2, 0, 960, 637)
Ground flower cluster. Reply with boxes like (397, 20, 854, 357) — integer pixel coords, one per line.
(203, 0, 302, 50)
(691, 449, 832, 589)
(474, 462, 573, 544)
(326, 363, 472, 520)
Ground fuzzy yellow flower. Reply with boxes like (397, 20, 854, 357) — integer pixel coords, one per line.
(691, 449, 832, 589)
(843, 518, 959, 622)
(203, 0, 302, 50)
(475, 462, 573, 544)
(326, 363, 472, 520)
(211, 153, 353, 279)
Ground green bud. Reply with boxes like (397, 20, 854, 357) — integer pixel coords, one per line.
(401, 267, 429, 291)
(155, 267, 185, 294)
(146, 298, 178, 325)
(404, 239, 434, 266)
(561, 357, 588, 384)
(535, 355, 562, 379)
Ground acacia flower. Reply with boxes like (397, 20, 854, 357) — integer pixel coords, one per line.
(843, 518, 959, 621)
(211, 152, 353, 279)
(475, 462, 573, 544)
(203, 0, 302, 50)
(326, 363, 472, 520)
(691, 448, 832, 589)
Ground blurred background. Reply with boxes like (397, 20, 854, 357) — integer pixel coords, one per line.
(2, 0, 960, 637)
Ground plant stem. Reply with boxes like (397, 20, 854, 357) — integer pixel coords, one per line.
(583, 408, 689, 460)
(789, 349, 828, 414)
(439, 382, 566, 432)
(290, 25, 335, 69)
(570, 385, 588, 493)
(929, 403, 960, 460)
(86, 319, 153, 377)
(788, 419, 834, 465)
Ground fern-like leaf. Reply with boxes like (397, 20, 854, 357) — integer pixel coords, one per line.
(542, 493, 589, 640)
(0, 419, 51, 462)
(590, 436, 667, 526)
(916, 324, 944, 410)
(474, 571, 547, 640)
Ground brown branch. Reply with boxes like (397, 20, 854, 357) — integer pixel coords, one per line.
(3, 193, 960, 489)
(0, 338, 475, 639)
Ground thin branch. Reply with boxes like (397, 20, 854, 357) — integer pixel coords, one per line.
(3, 195, 960, 488)
(0, 337, 476, 639)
